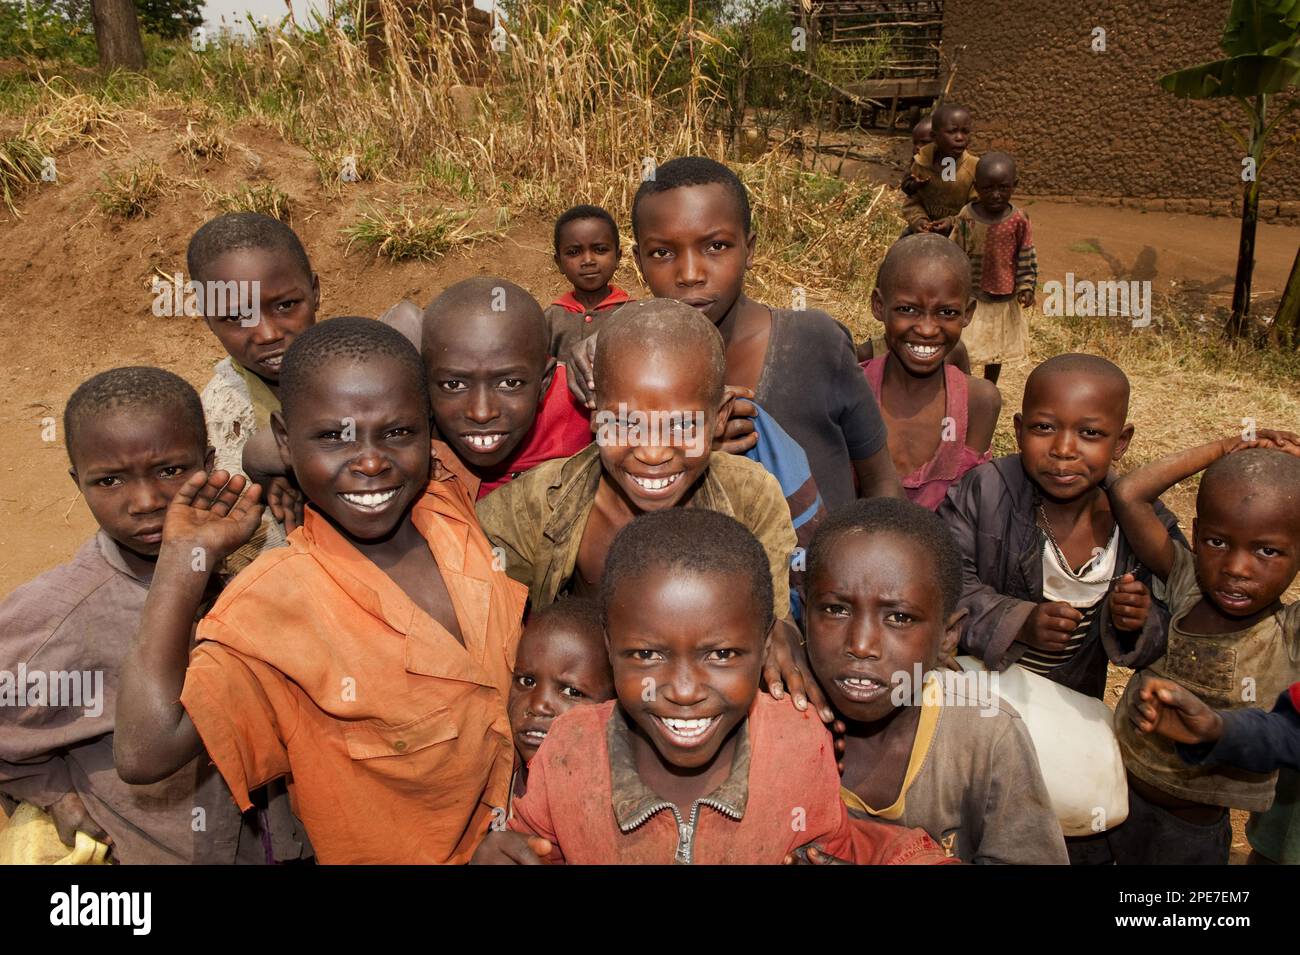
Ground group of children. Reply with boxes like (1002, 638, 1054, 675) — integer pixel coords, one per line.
(2, 118, 1298, 866)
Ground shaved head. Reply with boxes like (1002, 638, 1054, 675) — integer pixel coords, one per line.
(976, 151, 1017, 181)
(1201, 447, 1300, 512)
(421, 276, 548, 364)
(932, 102, 970, 128)
(876, 233, 973, 299)
(594, 298, 726, 406)
(1025, 353, 1131, 419)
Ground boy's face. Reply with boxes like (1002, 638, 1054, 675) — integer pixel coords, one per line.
(1192, 484, 1300, 618)
(607, 565, 765, 771)
(555, 218, 620, 295)
(69, 410, 212, 560)
(911, 121, 932, 153)
(933, 110, 971, 158)
(423, 308, 555, 470)
(1014, 372, 1133, 503)
(594, 346, 725, 512)
(633, 183, 755, 325)
(201, 247, 319, 386)
(805, 530, 963, 724)
(974, 166, 1016, 216)
(272, 355, 431, 543)
(507, 617, 614, 763)
(871, 260, 973, 375)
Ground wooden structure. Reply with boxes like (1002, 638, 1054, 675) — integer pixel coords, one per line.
(789, 0, 945, 128)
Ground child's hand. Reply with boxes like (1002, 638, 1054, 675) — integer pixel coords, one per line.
(1130, 673, 1224, 746)
(469, 830, 552, 865)
(716, 384, 759, 455)
(915, 218, 935, 233)
(928, 217, 954, 236)
(764, 618, 835, 724)
(1019, 601, 1084, 651)
(1108, 574, 1151, 632)
(162, 470, 265, 564)
(565, 332, 599, 411)
(1247, 429, 1300, 455)
(266, 476, 304, 534)
(784, 843, 851, 865)
(48, 791, 111, 849)
(1016, 288, 1035, 309)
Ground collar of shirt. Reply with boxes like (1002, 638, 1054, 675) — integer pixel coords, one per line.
(606, 704, 751, 832)
(550, 285, 631, 315)
(915, 142, 977, 177)
(95, 530, 154, 586)
(295, 455, 498, 687)
(538, 444, 737, 549)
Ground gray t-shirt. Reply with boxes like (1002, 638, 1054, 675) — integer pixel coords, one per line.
(756, 308, 888, 511)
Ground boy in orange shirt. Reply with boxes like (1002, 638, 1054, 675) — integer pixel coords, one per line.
(115, 317, 526, 864)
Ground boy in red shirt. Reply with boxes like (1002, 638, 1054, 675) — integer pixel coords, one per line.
(474, 508, 950, 865)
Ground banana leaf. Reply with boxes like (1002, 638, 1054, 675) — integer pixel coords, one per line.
(1220, 0, 1300, 58)
(1160, 52, 1300, 98)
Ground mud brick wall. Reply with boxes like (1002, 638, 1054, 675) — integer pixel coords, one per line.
(942, 0, 1300, 213)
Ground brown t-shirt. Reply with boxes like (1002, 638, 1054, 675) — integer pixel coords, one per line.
(1115, 542, 1300, 811)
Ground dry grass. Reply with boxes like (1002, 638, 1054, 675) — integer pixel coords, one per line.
(92, 159, 174, 219)
(342, 200, 483, 261)
(176, 120, 229, 162)
(208, 181, 292, 222)
(0, 137, 46, 214)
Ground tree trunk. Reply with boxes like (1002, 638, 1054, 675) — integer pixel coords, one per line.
(90, 0, 145, 71)
(1271, 243, 1300, 349)
(1226, 96, 1266, 340)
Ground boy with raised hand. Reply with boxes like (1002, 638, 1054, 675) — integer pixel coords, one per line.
(1109, 431, 1300, 864)
(0, 367, 297, 864)
(115, 318, 527, 864)
(474, 509, 951, 865)
(567, 156, 902, 512)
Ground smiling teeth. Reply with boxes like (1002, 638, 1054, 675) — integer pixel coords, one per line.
(907, 344, 941, 358)
(659, 716, 715, 737)
(841, 677, 883, 688)
(465, 434, 505, 450)
(523, 730, 547, 740)
(341, 489, 398, 507)
(262, 355, 283, 368)
(632, 473, 682, 491)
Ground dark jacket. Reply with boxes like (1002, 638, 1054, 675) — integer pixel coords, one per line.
(937, 455, 1186, 699)
(1180, 684, 1300, 774)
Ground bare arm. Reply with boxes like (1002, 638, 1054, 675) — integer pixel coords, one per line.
(115, 471, 264, 784)
(965, 377, 1002, 455)
(1110, 436, 1241, 582)
(853, 445, 905, 500)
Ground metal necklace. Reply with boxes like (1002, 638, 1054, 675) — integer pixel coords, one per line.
(1035, 501, 1130, 584)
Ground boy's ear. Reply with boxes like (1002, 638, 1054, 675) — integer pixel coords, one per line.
(1012, 411, 1024, 446)
(870, 286, 885, 324)
(962, 293, 976, 328)
(712, 390, 735, 441)
(539, 355, 558, 402)
(270, 411, 292, 471)
(631, 243, 645, 283)
(204, 446, 216, 473)
(744, 230, 757, 270)
(67, 466, 80, 490)
(309, 272, 321, 313)
(1112, 423, 1136, 461)
(941, 607, 968, 657)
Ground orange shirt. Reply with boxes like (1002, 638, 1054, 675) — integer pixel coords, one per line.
(180, 442, 527, 864)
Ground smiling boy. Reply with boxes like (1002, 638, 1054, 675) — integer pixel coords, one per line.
(477, 509, 948, 864)
(863, 235, 999, 510)
(114, 319, 526, 864)
(477, 298, 796, 619)
(422, 277, 591, 498)
(0, 368, 290, 863)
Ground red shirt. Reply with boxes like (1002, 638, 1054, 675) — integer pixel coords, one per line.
(476, 363, 592, 499)
(550, 285, 631, 316)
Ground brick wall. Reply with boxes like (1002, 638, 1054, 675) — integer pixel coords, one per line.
(942, 0, 1300, 213)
